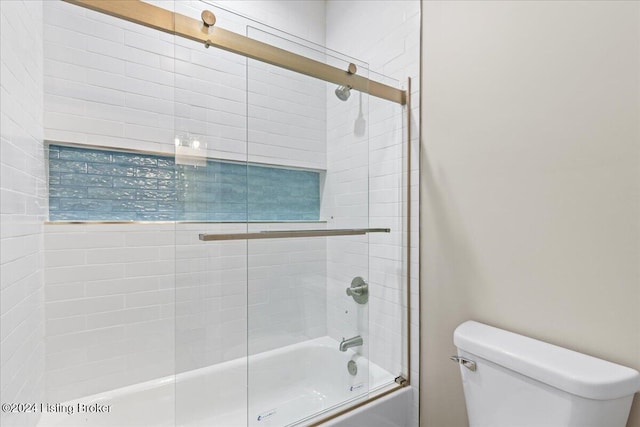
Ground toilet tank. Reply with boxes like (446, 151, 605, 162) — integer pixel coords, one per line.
(453, 321, 640, 427)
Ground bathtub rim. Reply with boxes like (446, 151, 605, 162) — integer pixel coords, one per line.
(306, 383, 407, 427)
(38, 335, 410, 427)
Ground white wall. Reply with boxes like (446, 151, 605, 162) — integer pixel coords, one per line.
(421, 1, 640, 426)
(43, 223, 176, 401)
(325, 2, 421, 425)
(211, 1, 326, 48)
(44, 0, 326, 170)
(0, 1, 45, 427)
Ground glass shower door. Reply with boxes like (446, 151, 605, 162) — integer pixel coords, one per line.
(171, 3, 405, 424)
(245, 26, 373, 426)
(173, 5, 250, 424)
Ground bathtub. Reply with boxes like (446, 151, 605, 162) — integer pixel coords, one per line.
(38, 337, 400, 427)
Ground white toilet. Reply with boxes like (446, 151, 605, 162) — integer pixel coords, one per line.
(453, 321, 640, 427)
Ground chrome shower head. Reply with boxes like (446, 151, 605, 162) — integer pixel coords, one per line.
(335, 85, 351, 101)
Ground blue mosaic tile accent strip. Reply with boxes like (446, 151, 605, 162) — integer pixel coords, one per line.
(48, 145, 321, 222)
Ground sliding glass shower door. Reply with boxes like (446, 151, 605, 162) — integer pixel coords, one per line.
(174, 3, 406, 426)
(29, 1, 410, 426)
(244, 28, 374, 426)
(173, 4, 250, 423)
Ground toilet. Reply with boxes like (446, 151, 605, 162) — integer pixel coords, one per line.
(453, 321, 640, 427)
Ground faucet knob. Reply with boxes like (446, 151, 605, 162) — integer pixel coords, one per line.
(346, 286, 366, 297)
(346, 277, 368, 304)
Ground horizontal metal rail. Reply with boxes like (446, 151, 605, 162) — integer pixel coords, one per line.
(199, 228, 390, 241)
(63, 0, 406, 105)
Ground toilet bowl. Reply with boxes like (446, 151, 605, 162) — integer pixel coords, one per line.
(453, 321, 640, 427)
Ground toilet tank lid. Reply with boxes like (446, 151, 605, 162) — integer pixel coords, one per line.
(454, 321, 640, 400)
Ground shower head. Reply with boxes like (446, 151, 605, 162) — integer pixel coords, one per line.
(335, 85, 351, 101)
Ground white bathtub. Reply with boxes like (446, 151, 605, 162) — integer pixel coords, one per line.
(38, 337, 400, 427)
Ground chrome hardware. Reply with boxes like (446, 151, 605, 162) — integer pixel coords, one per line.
(346, 277, 368, 304)
(339, 336, 363, 352)
(450, 355, 477, 372)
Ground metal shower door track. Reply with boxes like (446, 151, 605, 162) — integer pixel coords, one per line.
(63, 0, 407, 105)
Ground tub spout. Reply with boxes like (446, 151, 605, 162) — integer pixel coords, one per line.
(339, 336, 363, 352)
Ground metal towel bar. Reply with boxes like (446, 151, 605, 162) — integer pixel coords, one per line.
(199, 228, 390, 241)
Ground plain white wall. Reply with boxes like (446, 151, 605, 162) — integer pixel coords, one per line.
(421, 1, 640, 426)
(0, 1, 45, 427)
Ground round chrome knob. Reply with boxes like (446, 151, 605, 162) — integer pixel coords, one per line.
(346, 277, 368, 304)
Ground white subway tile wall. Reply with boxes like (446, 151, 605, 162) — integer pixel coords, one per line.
(174, 221, 329, 371)
(43, 224, 175, 402)
(0, 1, 45, 427)
(44, 0, 327, 171)
(325, 1, 420, 424)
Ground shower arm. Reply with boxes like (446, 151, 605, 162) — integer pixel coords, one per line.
(62, 0, 407, 105)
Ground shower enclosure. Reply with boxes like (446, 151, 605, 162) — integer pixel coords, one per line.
(36, 1, 413, 426)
